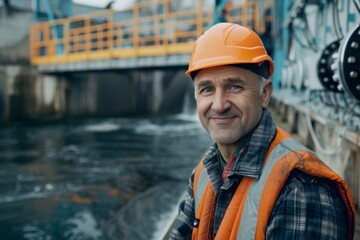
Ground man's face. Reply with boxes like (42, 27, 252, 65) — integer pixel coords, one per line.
(194, 65, 272, 147)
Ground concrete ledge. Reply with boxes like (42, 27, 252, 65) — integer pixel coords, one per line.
(37, 54, 191, 73)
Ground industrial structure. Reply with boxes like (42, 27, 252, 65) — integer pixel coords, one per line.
(269, 0, 360, 217)
(0, 0, 359, 236)
(29, 0, 270, 72)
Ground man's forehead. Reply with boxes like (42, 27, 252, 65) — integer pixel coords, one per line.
(194, 66, 258, 84)
(198, 65, 258, 76)
(195, 77, 245, 85)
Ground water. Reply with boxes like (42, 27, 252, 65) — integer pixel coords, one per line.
(0, 114, 212, 240)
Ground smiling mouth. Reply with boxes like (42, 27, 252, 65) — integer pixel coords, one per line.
(211, 117, 236, 124)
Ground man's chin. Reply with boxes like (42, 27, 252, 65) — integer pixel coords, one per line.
(210, 133, 241, 146)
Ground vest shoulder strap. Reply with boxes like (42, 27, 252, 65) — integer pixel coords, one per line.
(237, 137, 310, 240)
(193, 161, 209, 214)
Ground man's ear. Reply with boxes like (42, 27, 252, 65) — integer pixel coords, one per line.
(261, 80, 273, 108)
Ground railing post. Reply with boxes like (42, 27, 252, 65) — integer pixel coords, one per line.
(254, 2, 260, 33)
(107, 10, 113, 52)
(98, 20, 102, 51)
(197, 0, 203, 37)
(243, 1, 248, 28)
(118, 23, 122, 48)
(154, 14, 159, 46)
(133, 4, 139, 56)
(163, 0, 169, 51)
(44, 22, 53, 56)
(63, 19, 69, 56)
(85, 17, 91, 59)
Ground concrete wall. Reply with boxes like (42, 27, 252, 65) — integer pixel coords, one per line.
(64, 68, 191, 118)
(0, 65, 192, 121)
(0, 65, 67, 121)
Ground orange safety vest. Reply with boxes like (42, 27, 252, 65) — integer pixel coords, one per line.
(192, 128, 355, 240)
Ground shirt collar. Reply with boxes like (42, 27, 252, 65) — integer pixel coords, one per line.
(230, 109, 276, 179)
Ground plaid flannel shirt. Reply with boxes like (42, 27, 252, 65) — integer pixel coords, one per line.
(170, 109, 347, 239)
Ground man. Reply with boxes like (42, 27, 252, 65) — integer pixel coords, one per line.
(170, 23, 355, 239)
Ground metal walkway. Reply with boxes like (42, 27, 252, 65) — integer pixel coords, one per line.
(29, 0, 270, 73)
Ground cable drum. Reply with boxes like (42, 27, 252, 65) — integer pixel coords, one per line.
(317, 40, 341, 92)
(337, 24, 360, 102)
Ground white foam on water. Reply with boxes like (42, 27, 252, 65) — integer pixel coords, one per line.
(0, 185, 84, 204)
(64, 210, 103, 240)
(83, 122, 121, 132)
(135, 121, 201, 136)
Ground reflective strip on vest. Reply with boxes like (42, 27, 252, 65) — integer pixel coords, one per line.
(195, 166, 210, 214)
(237, 138, 313, 239)
(193, 138, 315, 238)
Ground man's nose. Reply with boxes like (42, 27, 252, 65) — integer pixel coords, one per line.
(211, 90, 230, 113)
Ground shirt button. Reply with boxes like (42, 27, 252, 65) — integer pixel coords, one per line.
(193, 219, 199, 227)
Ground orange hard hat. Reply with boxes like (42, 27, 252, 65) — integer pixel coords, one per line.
(185, 22, 274, 79)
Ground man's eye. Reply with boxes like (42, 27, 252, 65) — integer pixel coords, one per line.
(199, 87, 213, 94)
(229, 85, 242, 91)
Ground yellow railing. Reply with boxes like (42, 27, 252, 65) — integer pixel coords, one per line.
(30, 0, 269, 66)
